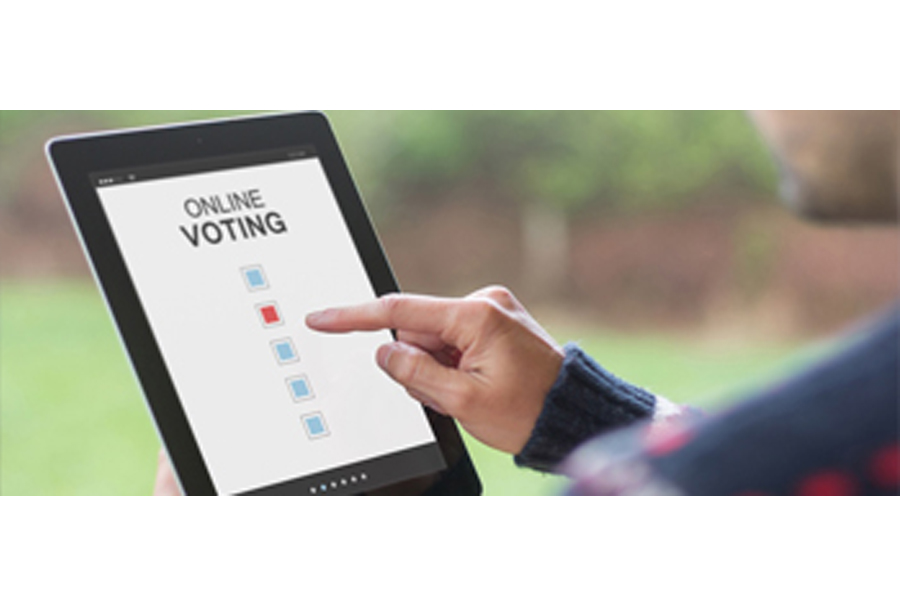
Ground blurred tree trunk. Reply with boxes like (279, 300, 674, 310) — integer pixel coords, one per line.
(521, 203, 569, 302)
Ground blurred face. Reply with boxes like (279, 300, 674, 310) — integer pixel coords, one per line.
(751, 111, 899, 223)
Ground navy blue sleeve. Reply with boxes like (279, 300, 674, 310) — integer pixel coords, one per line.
(514, 343, 658, 472)
(562, 307, 900, 496)
(646, 308, 900, 495)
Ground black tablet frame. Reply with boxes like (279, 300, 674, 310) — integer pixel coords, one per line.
(47, 111, 481, 496)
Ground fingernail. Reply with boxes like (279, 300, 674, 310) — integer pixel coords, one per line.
(377, 343, 397, 370)
(306, 310, 331, 327)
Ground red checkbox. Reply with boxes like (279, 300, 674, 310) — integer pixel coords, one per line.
(258, 303, 283, 327)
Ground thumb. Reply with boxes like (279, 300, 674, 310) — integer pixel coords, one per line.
(377, 342, 467, 415)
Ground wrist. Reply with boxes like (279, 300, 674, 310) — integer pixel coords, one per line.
(514, 344, 658, 472)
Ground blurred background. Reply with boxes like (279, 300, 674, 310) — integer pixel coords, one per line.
(1, 110, 897, 495)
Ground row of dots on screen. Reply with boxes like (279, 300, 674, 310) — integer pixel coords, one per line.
(310, 473, 368, 494)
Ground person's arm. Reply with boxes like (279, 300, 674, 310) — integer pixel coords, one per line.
(561, 307, 900, 496)
(307, 286, 683, 461)
(514, 343, 685, 472)
(153, 286, 687, 493)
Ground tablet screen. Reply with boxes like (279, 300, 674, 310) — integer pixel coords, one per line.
(92, 147, 445, 495)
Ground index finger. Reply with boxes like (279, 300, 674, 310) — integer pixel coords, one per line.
(306, 294, 460, 338)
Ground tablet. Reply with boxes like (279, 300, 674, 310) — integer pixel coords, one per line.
(47, 111, 481, 496)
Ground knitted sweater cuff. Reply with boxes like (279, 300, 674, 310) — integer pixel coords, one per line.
(514, 343, 657, 473)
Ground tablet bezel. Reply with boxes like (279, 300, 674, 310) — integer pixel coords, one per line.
(47, 111, 481, 496)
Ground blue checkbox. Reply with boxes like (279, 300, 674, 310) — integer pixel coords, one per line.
(241, 265, 269, 291)
(306, 416, 325, 435)
(286, 375, 314, 402)
(291, 379, 310, 398)
(271, 339, 299, 365)
(302, 413, 329, 439)
(276, 342, 295, 361)
(247, 269, 265, 287)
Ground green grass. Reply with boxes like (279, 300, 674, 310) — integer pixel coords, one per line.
(1, 281, 823, 496)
